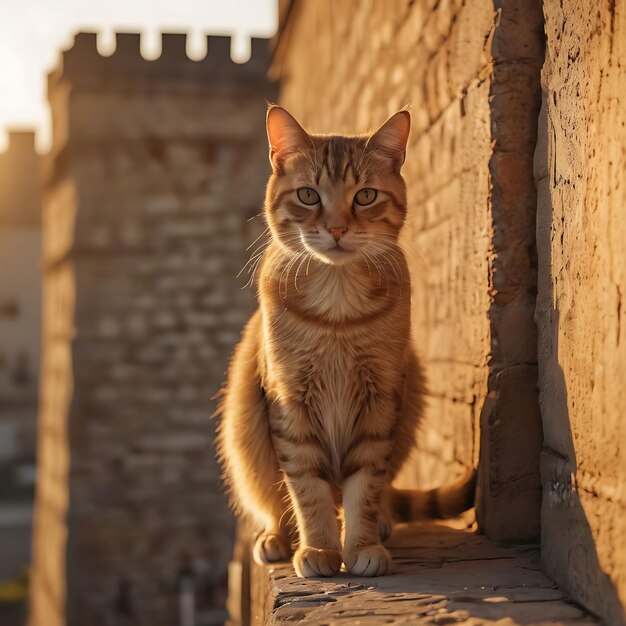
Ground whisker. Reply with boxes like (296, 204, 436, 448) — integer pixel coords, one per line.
(369, 249, 390, 295)
(247, 211, 264, 222)
(243, 253, 265, 289)
(239, 254, 261, 280)
(236, 234, 283, 279)
(366, 240, 406, 288)
(372, 247, 401, 285)
(237, 244, 269, 279)
(246, 226, 270, 251)
(293, 252, 310, 294)
(279, 251, 304, 298)
(266, 237, 305, 285)
(361, 248, 383, 286)
(358, 250, 373, 275)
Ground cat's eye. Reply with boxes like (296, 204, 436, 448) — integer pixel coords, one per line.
(297, 187, 321, 206)
(354, 188, 377, 206)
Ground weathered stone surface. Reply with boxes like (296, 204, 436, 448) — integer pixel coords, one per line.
(535, 1, 626, 623)
(247, 523, 597, 625)
(477, 365, 542, 542)
(29, 33, 277, 626)
(0, 131, 41, 480)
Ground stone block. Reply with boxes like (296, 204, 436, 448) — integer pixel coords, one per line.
(477, 364, 542, 542)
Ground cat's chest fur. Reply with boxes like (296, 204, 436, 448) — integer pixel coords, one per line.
(261, 257, 409, 473)
(272, 334, 379, 469)
(265, 311, 403, 468)
(303, 342, 365, 464)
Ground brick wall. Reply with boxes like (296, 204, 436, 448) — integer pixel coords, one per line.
(272, 0, 543, 542)
(29, 33, 276, 626)
(535, 0, 626, 622)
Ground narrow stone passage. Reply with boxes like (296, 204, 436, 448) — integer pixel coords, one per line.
(248, 523, 597, 625)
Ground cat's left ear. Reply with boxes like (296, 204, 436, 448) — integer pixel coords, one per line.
(368, 111, 411, 166)
(266, 105, 311, 171)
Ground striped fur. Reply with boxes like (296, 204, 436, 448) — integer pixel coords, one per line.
(390, 470, 477, 522)
(216, 106, 476, 578)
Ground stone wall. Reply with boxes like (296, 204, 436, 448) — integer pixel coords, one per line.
(0, 131, 41, 229)
(535, 1, 626, 623)
(272, 0, 543, 542)
(0, 131, 41, 465)
(29, 33, 276, 626)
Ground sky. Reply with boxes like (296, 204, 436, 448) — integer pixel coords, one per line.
(0, 0, 277, 152)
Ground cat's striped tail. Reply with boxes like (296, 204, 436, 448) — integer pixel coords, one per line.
(390, 469, 477, 521)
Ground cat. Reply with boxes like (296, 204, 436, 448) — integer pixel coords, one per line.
(216, 105, 476, 578)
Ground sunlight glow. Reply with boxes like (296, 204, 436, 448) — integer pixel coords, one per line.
(0, 0, 277, 153)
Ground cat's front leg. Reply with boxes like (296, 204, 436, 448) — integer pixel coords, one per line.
(285, 474, 342, 577)
(341, 398, 395, 576)
(270, 408, 342, 578)
(342, 467, 392, 576)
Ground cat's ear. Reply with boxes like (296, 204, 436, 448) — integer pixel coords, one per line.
(368, 111, 411, 166)
(266, 105, 310, 170)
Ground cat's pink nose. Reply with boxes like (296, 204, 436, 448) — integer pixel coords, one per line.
(328, 226, 348, 242)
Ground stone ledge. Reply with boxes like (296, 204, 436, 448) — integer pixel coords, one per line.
(240, 522, 597, 625)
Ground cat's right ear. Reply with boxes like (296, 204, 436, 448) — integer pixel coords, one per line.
(367, 110, 411, 167)
(266, 105, 310, 171)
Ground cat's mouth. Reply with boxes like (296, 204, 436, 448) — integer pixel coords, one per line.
(326, 241, 355, 254)
(299, 234, 359, 265)
(319, 243, 359, 265)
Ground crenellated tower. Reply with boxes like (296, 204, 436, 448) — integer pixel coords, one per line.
(30, 32, 276, 626)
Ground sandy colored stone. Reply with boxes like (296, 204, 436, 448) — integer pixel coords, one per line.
(246, 523, 597, 626)
(535, 1, 626, 623)
(0, 131, 42, 485)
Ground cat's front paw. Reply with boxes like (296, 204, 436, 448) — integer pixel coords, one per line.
(253, 532, 292, 564)
(293, 547, 342, 578)
(344, 544, 391, 577)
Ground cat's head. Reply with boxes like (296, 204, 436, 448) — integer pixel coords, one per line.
(264, 106, 410, 266)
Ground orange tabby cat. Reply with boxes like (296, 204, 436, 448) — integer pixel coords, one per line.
(217, 106, 475, 578)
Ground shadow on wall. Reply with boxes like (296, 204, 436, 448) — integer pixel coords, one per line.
(535, 94, 626, 626)
(539, 319, 625, 626)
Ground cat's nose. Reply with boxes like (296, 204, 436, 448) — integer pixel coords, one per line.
(328, 226, 348, 242)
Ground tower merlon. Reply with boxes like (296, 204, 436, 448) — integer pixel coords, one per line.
(0, 130, 37, 157)
(53, 31, 272, 85)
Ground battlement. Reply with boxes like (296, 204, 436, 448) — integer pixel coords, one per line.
(0, 130, 36, 158)
(0, 130, 41, 228)
(50, 32, 272, 86)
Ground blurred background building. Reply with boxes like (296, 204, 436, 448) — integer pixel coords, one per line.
(0, 3, 276, 626)
(28, 32, 275, 626)
(0, 131, 41, 624)
(0, 131, 41, 468)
